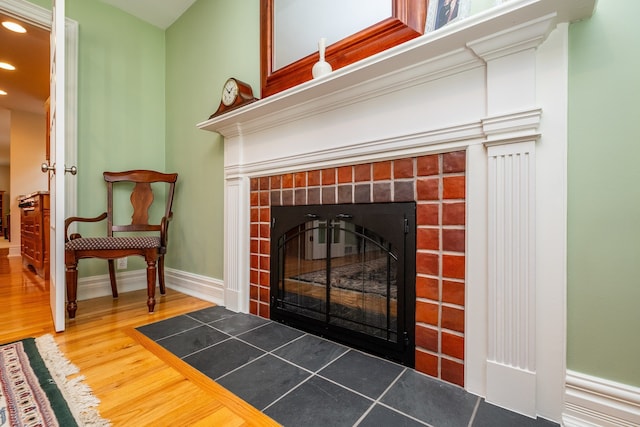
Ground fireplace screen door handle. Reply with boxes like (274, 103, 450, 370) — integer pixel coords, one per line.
(335, 214, 353, 220)
(305, 213, 319, 219)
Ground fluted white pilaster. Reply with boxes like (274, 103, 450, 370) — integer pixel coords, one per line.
(224, 176, 249, 313)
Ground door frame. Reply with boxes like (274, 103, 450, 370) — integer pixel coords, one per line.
(1, 0, 78, 322)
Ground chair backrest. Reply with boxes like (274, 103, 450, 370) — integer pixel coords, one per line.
(104, 170, 178, 236)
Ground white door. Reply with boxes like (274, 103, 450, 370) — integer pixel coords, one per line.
(48, 0, 66, 331)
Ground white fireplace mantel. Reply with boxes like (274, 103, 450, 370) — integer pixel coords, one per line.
(198, 0, 596, 422)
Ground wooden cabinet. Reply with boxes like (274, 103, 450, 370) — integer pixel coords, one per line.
(19, 192, 50, 279)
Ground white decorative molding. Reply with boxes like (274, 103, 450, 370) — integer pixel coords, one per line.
(224, 177, 249, 313)
(165, 268, 225, 306)
(564, 370, 640, 427)
(485, 139, 537, 417)
(76, 268, 224, 306)
(77, 270, 147, 301)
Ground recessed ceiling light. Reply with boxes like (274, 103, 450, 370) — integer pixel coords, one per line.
(0, 90, 7, 96)
(2, 21, 26, 33)
(0, 62, 16, 71)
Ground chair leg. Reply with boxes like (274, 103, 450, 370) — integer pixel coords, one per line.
(66, 260, 79, 319)
(108, 259, 118, 298)
(146, 259, 157, 313)
(158, 254, 166, 295)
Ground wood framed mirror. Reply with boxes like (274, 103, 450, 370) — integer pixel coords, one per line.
(260, 0, 428, 97)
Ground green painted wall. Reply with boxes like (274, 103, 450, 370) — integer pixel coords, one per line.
(568, 0, 640, 386)
(164, 0, 259, 278)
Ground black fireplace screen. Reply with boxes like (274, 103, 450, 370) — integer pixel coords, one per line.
(270, 203, 416, 366)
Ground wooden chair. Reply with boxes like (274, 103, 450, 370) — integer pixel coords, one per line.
(64, 170, 178, 319)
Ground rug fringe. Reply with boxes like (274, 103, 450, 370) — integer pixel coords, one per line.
(35, 334, 111, 427)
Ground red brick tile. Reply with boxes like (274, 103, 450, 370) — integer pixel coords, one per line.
(250, 238, 259, 254)
(417, 154, 440, 176)
(270, 190, 281, 206)
(259, 191, 269, 206)
(443, 176, 465, 199)
(338, 166, 353, 183)
(250, 269, 259, 285)
(442, 202, 465, 225)
(441, 358, 464, 387)
(373, 183, 392, 202)
(394, 158, 414, 179)
(417, 203, 439, 226)
(442, 332, 464, 360)
(270, 175, 282, 189)
(250, 223, 258, 239)
(442, 306, 465, 332)
(259, 177, 269, 190)
(416, 276, 439, 300)
(259, 223, 270, 239)
(322, 168, 336, 185)
(417, 228, 439, 251)
(415, 325, 438, 352)
(259, 286, 269, 303)
(442, 229, 465, 253)
(442, 280, 465, 306)
(260, 239, 270, 255)
(415, 350, 438, 377)
(308, 170, 321, 186)
(282, 173, 294, 188)
(416, 252, 439, 276)
(259, 207, 270, 223)
(250, 207, 259, 223)
(294, 172, 307, 188)
(416, 177, 440, 201)
(259, 271, 270, 286)
(443, 254, 465, 279)
(250, 300, 258, 316)
(373, 161, 392, 180)
(443, 151, 466, 173)
(250, 178, 259, 191)
(250, 284, 259, 300)
(393, 181, 414, 202)
(354, 164, 371, 182)
(416, 300, 439, 326)
(260, 255, 270, 270)
(250, 192, 259, 207)
(250, 254, 259, 270)
(259, 303, 270, 319)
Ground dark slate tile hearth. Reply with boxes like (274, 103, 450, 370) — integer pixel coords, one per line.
(137, 307, 561, 427)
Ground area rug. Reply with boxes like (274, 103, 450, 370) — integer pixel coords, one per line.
(0, 335, 110, 427)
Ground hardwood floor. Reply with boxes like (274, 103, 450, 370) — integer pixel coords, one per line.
(0, 249, 279, 426)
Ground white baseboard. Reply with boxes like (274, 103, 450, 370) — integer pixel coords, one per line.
(563, 370, 640, 427)
(77, 269, 147, 300)
(77, 268, 225, 308)
(164, 267, 225, 306)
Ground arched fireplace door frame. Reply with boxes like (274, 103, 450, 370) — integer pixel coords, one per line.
(270, 202, 416, 366)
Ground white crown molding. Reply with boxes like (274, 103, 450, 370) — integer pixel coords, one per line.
(564, 370, 640, 427)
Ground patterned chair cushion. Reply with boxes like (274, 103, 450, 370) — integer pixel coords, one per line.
(65, 236, 161, 251)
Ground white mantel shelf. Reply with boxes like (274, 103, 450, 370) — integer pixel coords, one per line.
(197, 0, 595, 138)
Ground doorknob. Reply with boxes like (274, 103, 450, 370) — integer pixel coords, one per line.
(41, 163, 78, 175)
(41, 162, 55, 173)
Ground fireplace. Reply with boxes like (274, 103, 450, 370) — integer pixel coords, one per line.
(270, 202, 416, 366)
(198, 1, 592, 419)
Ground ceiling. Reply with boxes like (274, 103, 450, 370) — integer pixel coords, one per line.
(0, 0, 197, 166)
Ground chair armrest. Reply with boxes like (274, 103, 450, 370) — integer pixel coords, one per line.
(160, 212, 173, 247)
(64, 212, 108, 242)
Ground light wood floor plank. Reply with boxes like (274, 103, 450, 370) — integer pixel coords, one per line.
(0, 253, 280, 426)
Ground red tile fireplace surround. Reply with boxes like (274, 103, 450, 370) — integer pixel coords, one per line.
(250, 151, 467, 387)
